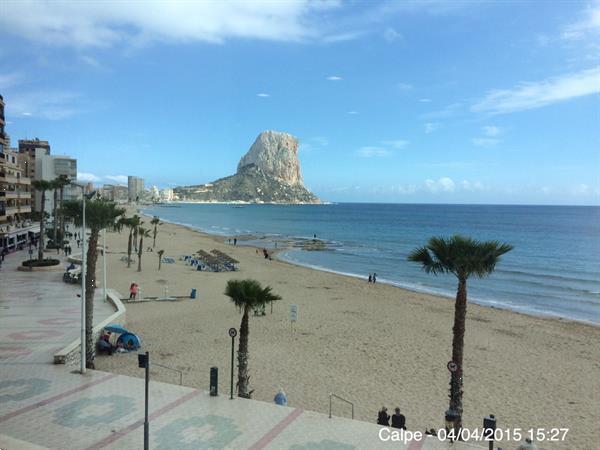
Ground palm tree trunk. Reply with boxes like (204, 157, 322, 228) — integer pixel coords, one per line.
(59, 186, 65, 242)
(158, 257, 162, 271)
(38, 192, 46, 260)
(85, 230, 99, 369)
(134, 226, 138, 252)
(237, 306, 250, 398)
(127, 229, 133, 268)
(449, 277, 467, 432)
(53, 188, 58, 245)
(153, 226, 157, 248)
(137, 236, 143, 272)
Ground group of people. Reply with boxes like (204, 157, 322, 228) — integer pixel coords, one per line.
(57, 244, 73, 256)
(368, 273, 377, 283)
(377, 406, 406, 429)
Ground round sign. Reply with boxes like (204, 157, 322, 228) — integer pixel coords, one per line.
(228, 328, 237, 338)
(447, 361, 458, 372)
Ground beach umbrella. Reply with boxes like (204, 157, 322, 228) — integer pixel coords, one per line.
(104, 324, 130, 334)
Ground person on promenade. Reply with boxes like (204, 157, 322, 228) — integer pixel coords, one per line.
(377, 406, 390, 426)
(129, 282, 139, 300)
(1, 247, 7, 261)
(76, 239, 80, 248)
(391, 407, 406, 429)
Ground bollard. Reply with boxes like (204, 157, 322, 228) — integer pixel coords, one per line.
(483, 414, 496, 450)
(190, 288, 197, 299)
(210, 366, 218, 396)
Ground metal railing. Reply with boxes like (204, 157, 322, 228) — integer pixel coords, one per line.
(152, 362, 183, 385)
(329, 393, 354, 419)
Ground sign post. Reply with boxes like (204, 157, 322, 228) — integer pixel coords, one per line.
(138, 352, 150, 450)
(447, 360, 457, 373)
(228, 327, 237, 400)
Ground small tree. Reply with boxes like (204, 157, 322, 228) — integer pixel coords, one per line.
(62, 198, 125, 368)
(151, 216, 162, 248)
(157, 249, 165, 270)
(55, 175, 71, 241)
(224, 279, 281, 398)
(31, 180, 53, 260)
(408, 235, 513, 433)
(137, 226, 151, 272)
(120, 215, 141, 268)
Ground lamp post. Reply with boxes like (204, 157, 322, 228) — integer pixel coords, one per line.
(102, 228, 107, 302)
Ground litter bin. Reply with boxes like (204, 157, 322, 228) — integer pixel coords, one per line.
(210, 366, 218, 396)
(190, 288, 197, 299)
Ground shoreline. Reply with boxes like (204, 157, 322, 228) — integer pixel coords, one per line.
(96, 210, 600, 450)
(141, 209, 599, 328)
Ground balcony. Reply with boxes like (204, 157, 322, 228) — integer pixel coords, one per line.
(0, 191, 31, 199)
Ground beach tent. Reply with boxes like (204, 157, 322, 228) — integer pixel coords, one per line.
(117, 332, 141, 350)
(104, 324, 129, 334)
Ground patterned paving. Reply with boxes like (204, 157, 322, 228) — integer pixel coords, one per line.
(0, 247, 485, 449)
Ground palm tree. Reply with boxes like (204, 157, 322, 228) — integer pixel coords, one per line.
(137, 226, 151, 272)
(51, 179, 60, 246)
(224, 279, 281, 398)
(408, 235, 513, 433)
(55, 175, 71, 241)
(150, 216, 162, 248)
(31, 180, 53, 260)
(122, 215, 141, 268)
(62, 198, 125, 368)
(157, 249, 165, 270)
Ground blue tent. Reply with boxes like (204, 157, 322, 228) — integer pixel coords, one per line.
(117, 332, 141, 350)
(104, 324, 129, 334)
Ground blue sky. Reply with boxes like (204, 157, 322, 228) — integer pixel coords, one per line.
(1, 0, 599, 205)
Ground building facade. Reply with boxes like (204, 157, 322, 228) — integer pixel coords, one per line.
(33, 149, 78, 212)
(127, 176, 145, 202)
(0, 95, 39, 251)
(18, 138, 51, 179)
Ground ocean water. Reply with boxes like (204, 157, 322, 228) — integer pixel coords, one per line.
(142, 203, 600, 324)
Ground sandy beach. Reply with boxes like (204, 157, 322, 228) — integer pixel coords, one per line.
(95, 211, 600, 449)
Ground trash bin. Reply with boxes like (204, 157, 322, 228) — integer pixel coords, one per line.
(210, 367, 218, 396)
(190, 288, 197, 299)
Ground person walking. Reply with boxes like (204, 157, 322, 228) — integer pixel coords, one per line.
(368, 274, 372, 283)
(129, 282, 139, 300)
(233, 238, 237, 246)
(377, 406, 390, 426)
(372, 273, 377, 283)
(391, 407, 406, 429)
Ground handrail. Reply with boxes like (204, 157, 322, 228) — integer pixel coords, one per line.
(329, 393, 354, 419)
(153, 362, 183, 385)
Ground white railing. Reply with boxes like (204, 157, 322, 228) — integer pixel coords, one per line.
(329, 393, 354, 419)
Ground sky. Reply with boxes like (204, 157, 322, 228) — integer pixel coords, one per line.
(0, 0, 599, 205)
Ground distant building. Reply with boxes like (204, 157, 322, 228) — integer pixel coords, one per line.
(128, 176, 145, 202)
(0, 95, 39, 250)
(150, 185, 160, 202)
(101, 184, 128, 203)
(18, 138, 51, 179)
(160, 188, 174, 202)
(33, 150, 78, 212)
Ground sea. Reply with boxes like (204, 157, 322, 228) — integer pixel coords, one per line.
(142, 203, 600, 325)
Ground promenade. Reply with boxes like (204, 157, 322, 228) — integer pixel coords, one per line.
(0, 247, 485, 450)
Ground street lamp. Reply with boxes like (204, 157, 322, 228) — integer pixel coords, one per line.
(71, 183, 94, 374)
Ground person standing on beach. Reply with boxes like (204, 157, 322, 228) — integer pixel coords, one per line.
(129, 282, 138, 300)
(377, 407, 390, 426)
(368, 274, 372, 283)
(373, 273, 377, 283)
(391, 407, 406, 429)
(234, 238, 237, 246)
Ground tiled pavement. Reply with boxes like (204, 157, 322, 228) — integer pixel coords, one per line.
(0, 247, 485, 450)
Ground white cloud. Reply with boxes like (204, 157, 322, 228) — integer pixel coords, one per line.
(419, 98, 432, 103)
(381, 139, 408, 149)
(256, 93, 270, 98)
(460, 180, 485, 192)
(472, 67, 600, 114)
(321, 31, 365, 43)
(0, 1, 344, 47)
(482, 125, 501, 136)
(6, 90, 80, 120)
(327, 75, 343, 81)
(424, 122, 439, 134)
(77, 172, 102, 183)
(396, 82, 413, 91)
(472, 138, 499, 147)
(383, 27, 403, 42)
(357, 146, 391, 157)
(105, 175, 128, 184)
(561, 1, 600, 40)
(425, 177, 455, 193)
(347, 110, 359, 115)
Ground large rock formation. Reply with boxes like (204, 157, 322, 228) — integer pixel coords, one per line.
(237, 131, 303, 186)
(174, 131, 320, 204)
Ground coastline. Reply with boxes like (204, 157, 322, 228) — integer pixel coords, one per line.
(145, 210, 600, 328)
(96, 210, 600, 450)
